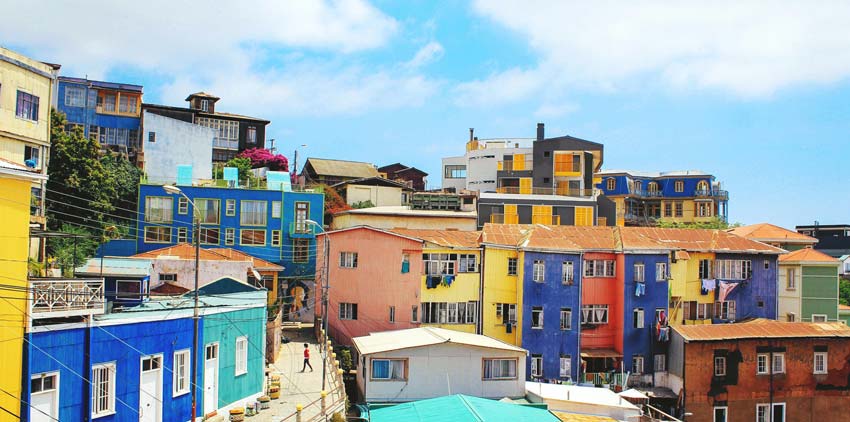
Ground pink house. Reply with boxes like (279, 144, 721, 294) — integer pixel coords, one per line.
(316, 226, 424, 346)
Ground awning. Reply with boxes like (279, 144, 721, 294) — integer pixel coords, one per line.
(675, 250, 691, 260)
(580, 348, 622, 358)
(618, 388, 649, 400)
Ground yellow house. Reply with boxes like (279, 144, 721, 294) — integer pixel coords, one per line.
(0, 161, 48, 416)
(0, 47, 59, 228)
(391, 229, 482, 335)
(479, 224, 532, 346)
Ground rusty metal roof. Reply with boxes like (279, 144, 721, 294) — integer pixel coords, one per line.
(133, 243, 231, 260)
(209, 248, 284, 270)
(674, 319, 850, 342)
(778, 248, 839, 264)
(625, 227, 785, 254)
(390, 229, 481, 248)
(729, 223, 818, 244)
(480, 224, 534, 247)
(305, 158, 379, 179)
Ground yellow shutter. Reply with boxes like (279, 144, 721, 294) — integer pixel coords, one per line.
(513, 154, 526, 171)
(504, 204, 519, 224)
(574, 206, 593, 226)
(519, 178, 532, 194)
(532, 205, 553, 225)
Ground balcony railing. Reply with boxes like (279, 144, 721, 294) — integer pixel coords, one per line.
(29, 278, 105, 319)
(490, 213, 518, 224)
(631, 190, 664, 198)
(213, 138, 239, 150)
(694, 189, 729, 200)
(496, 160, 534, 172)
(495, 186, 595, 197)
(289, 221, 319, 237)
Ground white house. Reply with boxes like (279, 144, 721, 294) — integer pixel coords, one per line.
(525, 382, 642, 421)
(353, 327, 527, 402)
(441, 134, 533, 193)
(840, 255, 850, 276)
(141, 110, 215, 184)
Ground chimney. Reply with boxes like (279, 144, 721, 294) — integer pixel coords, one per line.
(536, 123, 544, 141)
(469, 128, 474, 142)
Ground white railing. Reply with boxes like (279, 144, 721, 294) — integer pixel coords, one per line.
(29, 278, 105, 318)
(213, 138, 239, 149)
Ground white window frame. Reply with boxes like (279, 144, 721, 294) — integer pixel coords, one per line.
(772, 353, 785, 374)
(756, 403, 785, 422)
(632, 355, 644, 374)
(713, 406, 728, 422)
(173, 349, 190, 397)
(656, 262, 667, 281)
(531, 355, 543, 378)
(483, 358, 517, 380)
(634, 308, 645, 329)
(371, 359, 406, 381)
(581, 304, 609, 324)
(562, 261, 574, 285)
(64, 86, 86, 107)
(714, 356, 726, 376)
(812, 314, 828, 322)
(340, 252, 358, 268)
(235, 336, 248, 376)
(634, 263, 645, 282)
(31, 371, 59, 418)
(531, 306, 544, 329)
(757, 354, 769, 374)
(533, 260, 545, 282)
(814, 351, 827, 374)
(92, 362, 116, 418)
(339, 303, 357, 320)
(559, 355, 572, 378)
(560, 308, 571, 331)
(654, 354, 666, 372)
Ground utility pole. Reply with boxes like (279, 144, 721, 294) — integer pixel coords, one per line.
(320, 228, 330, 390)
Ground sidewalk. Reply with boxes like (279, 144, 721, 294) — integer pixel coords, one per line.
(251, 324, 346, 421)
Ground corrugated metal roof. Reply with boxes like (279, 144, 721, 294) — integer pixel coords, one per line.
(390, 229, 481, 248)
(133, 244, 230, 260)
(353, 327, 526, 355)
(729, 223, 818, 244)
(526, 382, 640, 410)
(209, 248, 284, 270)
(480, 224, 534, 247)
(674, 319, 850, 341)
(75, 257, 151, 276)
(778, 248, 839, 263)
(369, 395, 559, 422)
(552, 412, 617, 422)
(305, 158, 379, 178)
(625, 227, 784, 254)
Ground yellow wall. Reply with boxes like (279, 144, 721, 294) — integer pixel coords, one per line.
(668, 252, 715, 326)
(0, 175, 36, 416)
(0, 47, 55, 167)
(420, 247, 480, 334)
(657, 200, 716, 224)
(481, 247, 523, 346)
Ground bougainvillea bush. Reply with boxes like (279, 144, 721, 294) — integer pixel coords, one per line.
(238, 148, 289, 171)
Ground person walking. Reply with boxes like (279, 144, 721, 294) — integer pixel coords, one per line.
(301, 343, 314, 372)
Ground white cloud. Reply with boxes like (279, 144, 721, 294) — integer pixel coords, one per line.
(466, 0, 850, 102)
(404, 41, 445, 69)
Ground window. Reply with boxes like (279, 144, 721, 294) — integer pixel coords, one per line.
(483, 358, 517, 380)
(813, 351, 828, 374)
(159, 273, 177, 282)
(411, 305, 418, 323)
(421, 301, 478, 324)
(226, 199, 236, 216)
(240, 229, 265, 246)
(148, 131, 156, 143)
(581, 304, 609, 324)
(634, 263, 645, 282)
(787, 312, 796, 322)
(173, 350, 190, 396)
(674, 201, 683, 217)
(786, 268, 796, 290)
(583, 260, 615, 277)
(234, 337, 248, 376)
(340, 252, 358, 268)
(495, 303, 517, 325)
(339, 303, 358, 320)
(65, 86, 86, 107)
(423, 253, 456, 275)
(715, 259, 752, 280)
(444, 165, 467, 179)
(118, 95, 137, 113)
(714, 356, 726, 376)
(531, 306, 544, 329)
(560, 308, 572, 330)
(531, 354, 543, 378)
(145, 197, 173, 222)
(713, 406, 728, 422)
(16, 91, 39, 120)
(632, 355, 644, 374)
(656, 262, 667, 281)
(697, 303, 712, 320)
(401, 253, 410, 273)
(294, 202, 310, 232)
(196, 117, 240, 147)
(225, 228, 235, 245)
(533, 260, 545, 282)
(606, 178, 616, 190)
(271, 230, 281, 247)
(178, 197, 189, 215)
(200, 228, 220, 245)
(757, 354, 769, 374)
(371, 359, 406, 380)
(200, 99, 209, 111)
(116, 280, 141, 299)
(812, 314, 827, 322)
(240, 200, 267, 226)
(674, 180, 684, 192)
(92, 363, 116, 417)
(247, 126, 257, 144)
(507, 257, 518, 276)
(714, 301, 736, 320)
(24, 145, 40, 168)
(196, 199, 220, 224)
(559, 355, 572, 378)
(389, 306, 396, 323)
(459, 254, 478, 272)
(574, 206, 594, 226)
(562, 261, 574, 285)
(663, 202, 672, 217)
(144, 226, 171, 243)
(699, 259, 712, 279)
(141, 355, 161, 373)
(633, 308, 645, 329)
(31, 372, 58, 396)
(271, 201, 281, 219)
(654, 354, 666, 372)
(756, 403, 785, 422)
(696, 202, 712, 217)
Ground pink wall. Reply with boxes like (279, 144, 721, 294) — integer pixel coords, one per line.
(581, 252, 621, 351)
(316, 227, 423, 345)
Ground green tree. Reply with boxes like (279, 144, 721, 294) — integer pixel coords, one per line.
(840, 279, 850, 306)
(656, 216, 740, 230)
(213, 156, 255, 183)
(100, 152, 143, 233)
(49, 224, 101, 277)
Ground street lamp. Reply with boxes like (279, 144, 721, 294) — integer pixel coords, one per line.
(304, 218, 329, 390)
(292, 144, 308, 181)
(164, 185, 202, 421)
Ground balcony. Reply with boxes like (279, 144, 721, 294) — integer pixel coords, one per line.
(289, 221, 319, 237)
(495, 186, 595, 197)
(496, 160, 534, 172)
(213, 138, 239, 150)
(490, 213, 518, 224)
(631, 190, 664, 198)
(29, 278, 105, 319)
(694, 189, 729, 200)
(531, 215, 561, 225)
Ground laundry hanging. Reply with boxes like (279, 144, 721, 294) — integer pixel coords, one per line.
(444, 274, 455, 286)
(718, 281, 739, 301)
(701, 279, 716, 295)
(426, 275, 441, 289)
(635, 282, 646, 297)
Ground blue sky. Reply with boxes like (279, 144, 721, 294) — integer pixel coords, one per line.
(4, 0, 850, 228)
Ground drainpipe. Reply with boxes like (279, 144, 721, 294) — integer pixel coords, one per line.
(477, 246, 485, 335)
(84, 316, 92, 421)
(769, 339, 774, 421)
(577, 252, 584, 382)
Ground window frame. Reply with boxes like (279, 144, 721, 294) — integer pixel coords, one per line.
(531, 306, 544, 329)
(714, 356, 726, 376)
(713, 406, 728, 422)
(632, 355, 644, 374)
(633, 308, 645, 329)
(772, 353, 785, 374)
(64, 86, 86, 107)
(370, 358, 407, 381)
(562, 261, 574, 285)
(177, 227, 188, 243)
(225, 199, 236, 216)
(92, 362, 117, 418)
(786, 268, 796, 290)
(757, 353, 769, 374)
(656, 262, 668, 281)
(225, 228, 235, 245)
(482, 358, 518, 380)
(634, 262, 645, 282)
(674, 180, 684, 192)
(199, 227, 220, 245)
(581, 304, 609, 324)
(15, 90, 40, 121)
(235, 336, 248, 376)
(530, 354, 543, 378)
(271, 201, 281, 218)
(239, 229, 266, 246)
(560, 308, 572, 331)
(507, 257, 518, 276)
(195, 198, 221, 225)
(339, 302, 358, 320)
(239, 200, 268, 226)
(339, 252, 358, 268)
(144, 226, 172, 244)
(271, 230, 281, 247)
(812, 314, 828, 322)
(814, 351, 828, 374)
(533, 260, 545, 283)
(145, 196, 174, 223)
(173, 349, 191, 397)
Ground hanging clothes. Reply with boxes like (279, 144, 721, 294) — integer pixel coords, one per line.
(701, 279, 716, 295)
(658, 326, 670, 342)
(426, 275, 441, 289)
(635, 282, 646, 297)
(718, 281, 739, 301)
(444, 274, 455, 286)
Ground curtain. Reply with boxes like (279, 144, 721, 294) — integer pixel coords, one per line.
(372, 360, 389, 379)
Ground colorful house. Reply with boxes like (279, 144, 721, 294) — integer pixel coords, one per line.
(479, 224, 529, 346)
(596, 170, 729, 227)
(729, 223, 818, 251)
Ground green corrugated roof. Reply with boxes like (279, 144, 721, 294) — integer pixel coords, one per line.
(369, 395, 559, 422)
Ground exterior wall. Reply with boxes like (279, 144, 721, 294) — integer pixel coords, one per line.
(331, 213, 477, 231)
(441, 155, 466, 192)
(317, 228, 423, 346)
(668, 252, 714, 326)
(801, 264, 840, 322)
(521, 251, 581, 381)
(778, 263, 802, 321)
(202, 306, 266, 412)
(344, 184, 402, 207)
(622, 254, 670, 376)
(148, 258, 251, 290)
(482, 247, 523, 346)
(357, 342, 526, 402)
(280, 191, 324, 322)
(142, 111, 215, 183)
(0, 176, 34, 416)
(682, 337, 850, 422)
(581, 252, 621, 351)
(477, 195, 599, 228)
(419, 247, 481, 334)
(715, 253, 777, 321)
(0, 47, 55, 164)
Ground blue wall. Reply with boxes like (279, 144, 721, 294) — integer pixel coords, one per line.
(280, 191, 324, 280)
(56, 80, 141, 140)
(714, 253, 778, 322)
(521, 251, 582, 381)
(597, 174, 715, 198)
(621, 254, 670, 374)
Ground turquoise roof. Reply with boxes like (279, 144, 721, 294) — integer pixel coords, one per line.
(368, 395, 558, 422)
(75, 257, 151, 277)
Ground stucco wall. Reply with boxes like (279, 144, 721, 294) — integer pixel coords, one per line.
(149, 258, 251, 290)
(331, 213, 477, 231)
(778, 263, 802, 321)
(142, 111, 214, 184)
(481, 247, 523, 346)
(345, 185, 402, 207)
(419, 247, 481, 335)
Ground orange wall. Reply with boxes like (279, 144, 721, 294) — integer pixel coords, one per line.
(581, 252, 621, 351)
(316, 228, 423, 345)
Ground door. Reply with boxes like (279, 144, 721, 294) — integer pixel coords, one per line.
(31, 372, 58, 422)
(140, 355, 162, 422)
(204, 343, 219, 415)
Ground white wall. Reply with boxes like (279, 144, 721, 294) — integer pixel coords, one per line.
(778, 263, 802, 321)
(357, 342, 526, 402)
(345, 185, 403, 207)
(142, 111, 215, 184)
(441, 156, 466, 192)
(149, 258, 251, 290)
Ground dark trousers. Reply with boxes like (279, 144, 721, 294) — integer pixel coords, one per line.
(302, 358, 313, 371)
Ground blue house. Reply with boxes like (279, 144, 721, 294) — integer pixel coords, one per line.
(621, 253, 670, 382)
(24, 283, 266, 421)
(56, 76, 143, 160)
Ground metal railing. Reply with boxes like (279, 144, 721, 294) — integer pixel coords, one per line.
(631, 190, 664, 198)
(496, 160, 534, 172)
(694, 189, 729, 200)
(213, 138, 239, 149)
(495, 186, 595, 197)
(289, 221, 319, 236)
(29, 278, 105, 318)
